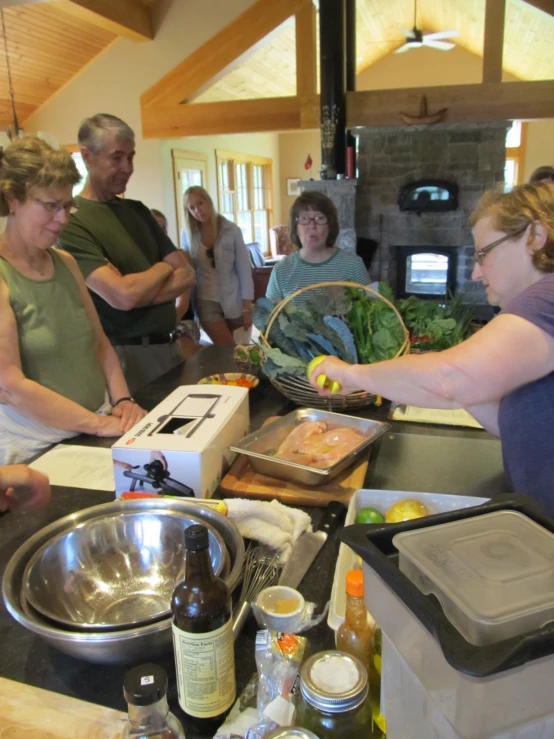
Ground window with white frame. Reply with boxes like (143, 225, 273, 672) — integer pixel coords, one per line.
(216, 150, 273, 253)
(505, 121, 527, 190)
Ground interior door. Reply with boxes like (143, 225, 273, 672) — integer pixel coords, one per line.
(172, 149, 208, 245)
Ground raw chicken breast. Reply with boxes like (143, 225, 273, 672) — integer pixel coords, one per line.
(276, 421, 365, 468)
(275, 421, 327, 457)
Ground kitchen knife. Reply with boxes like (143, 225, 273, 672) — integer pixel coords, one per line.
(278, 501, 347, 588)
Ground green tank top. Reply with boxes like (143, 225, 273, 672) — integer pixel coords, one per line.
(0, 248, 106, 411)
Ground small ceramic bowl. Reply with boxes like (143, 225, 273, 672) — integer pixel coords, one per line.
(255, 585, 305, 633)
(198, 372, 259, 389)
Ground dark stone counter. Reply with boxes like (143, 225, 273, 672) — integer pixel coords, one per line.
(0, 346, 507, 738)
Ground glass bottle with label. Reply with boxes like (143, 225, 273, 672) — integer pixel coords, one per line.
(336, 569, 374, 673)
(171, 523, 236, 721)
(122, 663, 185, 739)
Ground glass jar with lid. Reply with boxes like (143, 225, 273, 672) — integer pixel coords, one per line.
(295, 651, 371, 739)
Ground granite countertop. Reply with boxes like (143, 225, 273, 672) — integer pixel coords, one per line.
(0, 346, 507, 739)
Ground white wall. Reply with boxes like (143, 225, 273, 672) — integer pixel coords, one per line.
(24, 0, 261, 212)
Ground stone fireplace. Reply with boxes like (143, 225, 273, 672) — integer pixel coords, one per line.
(301, 121, 509, 319)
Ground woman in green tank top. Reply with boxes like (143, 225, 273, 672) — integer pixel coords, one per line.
(0, 136, 146, 465)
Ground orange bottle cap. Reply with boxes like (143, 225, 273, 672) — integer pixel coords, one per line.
(345, 569, 364, 597)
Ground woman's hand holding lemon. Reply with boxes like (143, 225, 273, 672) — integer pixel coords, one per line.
(307, 355, 358, 395)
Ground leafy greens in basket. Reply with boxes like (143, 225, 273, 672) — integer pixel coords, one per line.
(396, 291, 473, 351)
(253, 286, 405, 379)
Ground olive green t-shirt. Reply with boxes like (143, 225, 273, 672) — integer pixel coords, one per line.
(58, 197, 177, 340)
(0, 249, 106, 411)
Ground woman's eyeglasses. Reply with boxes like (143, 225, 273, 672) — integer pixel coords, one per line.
(205, 247, 215, 268)
(33, 197, 77, 215)
(474, 226, 528, 265)
(296, 214, 328, 226)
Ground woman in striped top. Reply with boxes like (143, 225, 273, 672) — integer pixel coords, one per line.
(265, 191, 369, 305)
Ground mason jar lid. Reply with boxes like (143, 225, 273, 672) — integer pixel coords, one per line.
(300, 651, 368, 714)
(263, 729, 320, 739)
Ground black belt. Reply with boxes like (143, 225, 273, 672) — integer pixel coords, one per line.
(111, 331, 178, 346)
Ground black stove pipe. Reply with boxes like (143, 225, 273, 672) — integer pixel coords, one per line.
(346, 0, 356, 179)
(319, 0, 346, 178)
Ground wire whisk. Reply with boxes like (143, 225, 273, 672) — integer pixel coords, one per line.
(232, 544, 283, 639)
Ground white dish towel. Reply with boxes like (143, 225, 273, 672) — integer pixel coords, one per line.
(225, 498, 312, 561)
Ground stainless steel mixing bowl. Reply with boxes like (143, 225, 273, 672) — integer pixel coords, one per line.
(23, 510, 226, 631)
(3, 499, 244, 664)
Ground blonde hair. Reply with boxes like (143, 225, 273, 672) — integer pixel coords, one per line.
(470, 182, 554, 273)
(183, 186, 220, 245)
(0, 136, 80, 217)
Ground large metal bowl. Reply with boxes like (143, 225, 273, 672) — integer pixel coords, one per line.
(3, 499, 244, 665)
(23, 510, 226, 631)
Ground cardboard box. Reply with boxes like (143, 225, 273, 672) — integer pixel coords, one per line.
(112, 385, 249, 499)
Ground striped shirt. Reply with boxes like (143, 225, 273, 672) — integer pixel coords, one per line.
(265, 249, 370, 306)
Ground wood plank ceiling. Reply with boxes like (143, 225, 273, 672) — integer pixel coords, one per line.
(0, 0, 159, 129)
(193, 0, 554, 104)
(0, 0, 552, 129)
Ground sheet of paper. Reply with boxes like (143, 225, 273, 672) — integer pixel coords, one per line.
(30, 444, 115, 491)
(390, 405, 483, 429)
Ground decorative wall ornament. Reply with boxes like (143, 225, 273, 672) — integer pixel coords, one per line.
(287, 178, 301, 197)
(400, 95, 448, 125)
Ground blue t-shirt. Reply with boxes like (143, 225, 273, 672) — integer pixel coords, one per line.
(498, 274, 554, 514)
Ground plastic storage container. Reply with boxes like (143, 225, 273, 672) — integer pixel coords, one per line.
(394, 510, 554, 646)
(339, 495, 554, 739)
(327, 488, 489, 632)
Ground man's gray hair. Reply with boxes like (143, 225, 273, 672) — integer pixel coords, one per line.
(78, 114, 135, 154)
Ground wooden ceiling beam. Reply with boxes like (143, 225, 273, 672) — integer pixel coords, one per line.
(53, 0, 154, 42)
(521, 0, 554, 18)
(142, 96, 302, 139)
(140, 0, 311, 108)
(295, 2, 317, 98)
(347, 80, 554, 128)
(482, 0, 505, 83)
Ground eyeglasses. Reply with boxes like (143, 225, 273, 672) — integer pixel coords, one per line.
(474, 226, 528, 265)
(205, 247, 215, 268)
(32, 197, 77, 215)
(296, 214, 328, 226)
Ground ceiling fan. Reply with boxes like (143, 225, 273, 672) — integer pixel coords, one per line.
(395, 0, 460, 54)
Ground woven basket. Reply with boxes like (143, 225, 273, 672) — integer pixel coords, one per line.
(259, 281, 409, 411)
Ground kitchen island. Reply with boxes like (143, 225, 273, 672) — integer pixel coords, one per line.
(0, 346, 507, 738)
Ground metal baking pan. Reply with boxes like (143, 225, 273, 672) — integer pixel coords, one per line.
(230, 408, 389, 487)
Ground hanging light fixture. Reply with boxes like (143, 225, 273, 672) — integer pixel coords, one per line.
(0, 8, 20, 140)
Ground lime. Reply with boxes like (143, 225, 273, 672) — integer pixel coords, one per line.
(355, 507, 385, 524)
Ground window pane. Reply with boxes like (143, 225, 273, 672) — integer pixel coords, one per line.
(254, 210, 268, 251)
(71, 153, 87, 197)
(406, 253, 449, 296)
(252, 164, 266, 210)
(504, 159, 517, 191)
(506, 121, 521, 148)
(235, 163, 249, 211)
(219, 161, 228, 189)
(237, 211, 253, 243)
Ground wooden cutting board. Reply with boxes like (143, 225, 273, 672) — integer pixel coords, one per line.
(220, 418, 370, 506)
(0, 677, 126, 738)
